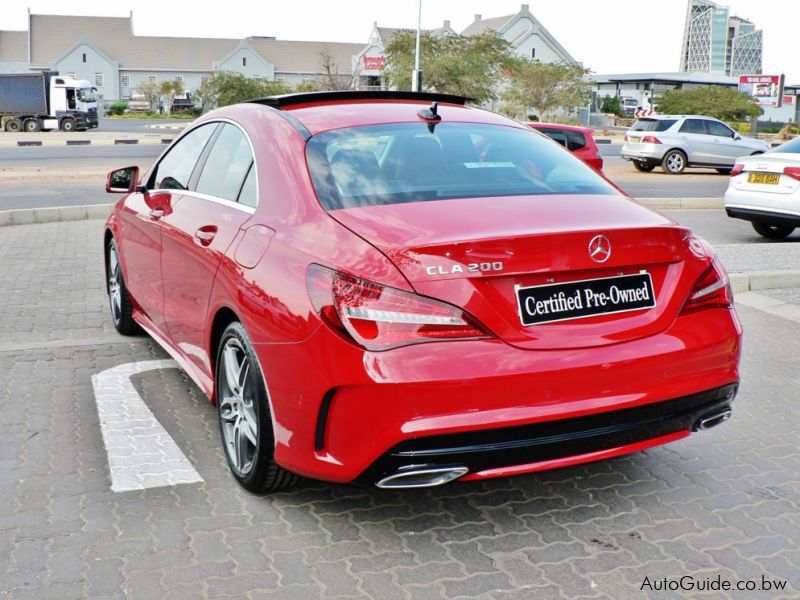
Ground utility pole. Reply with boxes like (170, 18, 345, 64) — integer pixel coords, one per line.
(411, 0, 423, 92)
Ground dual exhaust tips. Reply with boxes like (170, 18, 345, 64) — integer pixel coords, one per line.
(375, 408, 733, 489)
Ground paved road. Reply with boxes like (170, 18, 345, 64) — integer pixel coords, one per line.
(1, 218, 799, 598)
(95, 118, 193, 133)
(0, 145, 163, 170)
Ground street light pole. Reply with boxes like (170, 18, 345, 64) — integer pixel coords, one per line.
(411, 0, 423, 92)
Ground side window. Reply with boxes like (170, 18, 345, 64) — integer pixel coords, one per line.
(565, 130, 587, 151)
(150, 124, 216, 190)
(707, 121, 734, 138)
(679, 119, 706, 135)
(195, 124, 254, 202)
(542, 130, 568, 148)
(237, 163, 258, 208)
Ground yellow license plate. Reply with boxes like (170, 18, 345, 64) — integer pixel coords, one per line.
(747, 173, 780, 185)
(629, 137, 641, 143)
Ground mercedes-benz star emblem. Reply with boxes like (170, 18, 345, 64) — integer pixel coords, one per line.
(588, 235, 611, 263)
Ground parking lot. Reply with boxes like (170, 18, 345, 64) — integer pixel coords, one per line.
(2, 133, 800, 599)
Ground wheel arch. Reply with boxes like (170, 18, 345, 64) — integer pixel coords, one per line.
(209, 306, 242, 403)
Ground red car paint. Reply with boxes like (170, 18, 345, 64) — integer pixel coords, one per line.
(105, 94, 741, 487)
(528, 122, 605, 171)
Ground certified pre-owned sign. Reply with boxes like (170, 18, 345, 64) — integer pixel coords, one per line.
(516, 272, 656, 326)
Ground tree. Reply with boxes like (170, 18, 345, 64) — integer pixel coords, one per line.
(194, 71, 290, 111)
(600, 95, 621, 116)
(383, 30, 513, 104)
(292, 48, 362, 92)
(135, 80, 161, 112)
(655, 87, 763, 121)
(159, 79, 185, 114)
(500, 60, 592, 121)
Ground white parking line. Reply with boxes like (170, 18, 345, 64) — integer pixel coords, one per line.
(91, 360, 204, 492)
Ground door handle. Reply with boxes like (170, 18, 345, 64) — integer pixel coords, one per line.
(149, 209, 164, 220)
(194, 226, 218, 247)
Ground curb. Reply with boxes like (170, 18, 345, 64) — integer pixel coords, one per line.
(0, 204, 113, 227)
(730, 270, 800, 293)
(636, 197, 723, 209)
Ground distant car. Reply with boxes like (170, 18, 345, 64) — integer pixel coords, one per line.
(527, 123, 604, 171)
(621, 115, 769, 174)
(103, 91, 741, 494)
(724, 137, 800, 239)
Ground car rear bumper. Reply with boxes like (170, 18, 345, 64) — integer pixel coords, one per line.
(725, 188, 800, 224)
(255, 307, 742, 484)
(621, 143, 666, 162)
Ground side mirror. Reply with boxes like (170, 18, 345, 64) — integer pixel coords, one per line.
(734, 134, 742, 141)
(106, 166, 140, 193)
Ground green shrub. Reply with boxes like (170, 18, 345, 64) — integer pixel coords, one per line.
(107, 101, 128, 116)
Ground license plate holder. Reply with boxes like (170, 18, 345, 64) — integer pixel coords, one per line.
(516, 273, 656, 326)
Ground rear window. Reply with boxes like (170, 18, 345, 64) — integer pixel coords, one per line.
(631, 119, 677, 132)
(306, 123, 616, 210)
(770, 137, 800, 154)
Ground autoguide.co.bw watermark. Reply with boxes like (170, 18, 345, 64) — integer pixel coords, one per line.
(641, 574, 788, 593)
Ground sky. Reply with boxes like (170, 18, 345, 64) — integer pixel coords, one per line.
(3, 0, 799, 82)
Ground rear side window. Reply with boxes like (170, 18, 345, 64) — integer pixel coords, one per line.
(196, 124, 254, 202)
(150, 123, 216, 190)
(771, 137, 800, 154)
(632, 119, 677, 132)
(306, 122, 617, 210)
(539, 129, 568, 148)
(680, 119, 707, 135)
(564, 130, 587, 151)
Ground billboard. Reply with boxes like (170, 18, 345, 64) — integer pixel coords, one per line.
(738, 74, 785, 108)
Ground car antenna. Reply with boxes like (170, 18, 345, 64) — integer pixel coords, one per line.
(417, 101, 441, 133)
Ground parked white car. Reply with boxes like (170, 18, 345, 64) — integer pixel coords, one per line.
(724, 137, 800, 239)
(621, 115, 769, 174)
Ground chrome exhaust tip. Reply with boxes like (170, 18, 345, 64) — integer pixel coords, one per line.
(375, 466, 468, 489)
(695, 408, 732, 431)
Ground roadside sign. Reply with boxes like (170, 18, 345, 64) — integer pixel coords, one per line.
(738, 74, 785, 108)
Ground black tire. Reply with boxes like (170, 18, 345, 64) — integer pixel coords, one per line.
(752, 222, 795, 239)
(661, 150, 687, 174)
(106, 238, 138, 335)
(633, 161, 656, 173)
(216, 322, 298, 493)
(60, 117, 76, 132)
(716, 168, 733, 175)
(5, 118, 22, 133)
(23, 118, 41, 132)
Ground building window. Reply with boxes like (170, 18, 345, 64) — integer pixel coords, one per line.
(174, 75, 183, 83)
(148, 74, 157, 84)
(531, 48, 536, 59)
(82, 53, 87, 63)
(95, 73, 104, 87)
(242, 57, 247, 67)
(121, 74, 130, 88)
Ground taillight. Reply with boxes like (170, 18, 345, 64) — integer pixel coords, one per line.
(783, 166, 800, 181)
(642, 136, 661, 144)
(306, 265, 490, 350)
(681, 260, 733, 314)
(624, 135, 629, 142)
(731, 164, 745, 177)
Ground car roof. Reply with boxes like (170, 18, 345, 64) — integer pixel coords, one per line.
(243, 91, 529, 136)
(638, 115, 720, 121)
(528, 122, 594, 134)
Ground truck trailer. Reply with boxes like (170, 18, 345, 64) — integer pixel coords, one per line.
(0, 71, 98, 132)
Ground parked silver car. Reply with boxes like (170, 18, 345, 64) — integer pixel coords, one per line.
(621, 115, 769, 174)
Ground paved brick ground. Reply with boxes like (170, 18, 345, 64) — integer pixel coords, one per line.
(2, 220, 800, 599)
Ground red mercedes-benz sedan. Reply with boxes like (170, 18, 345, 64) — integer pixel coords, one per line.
(104, 91, 741, 493)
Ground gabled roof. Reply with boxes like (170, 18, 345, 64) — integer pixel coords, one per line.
(0, 30, 27, 62)
(248, 39, 365, 75)
(30, 14, 132, 67)
(461, 14, 514, 36)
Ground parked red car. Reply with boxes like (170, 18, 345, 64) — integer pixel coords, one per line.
(104, 91, 740, 493)
(528, 122, 604, 171)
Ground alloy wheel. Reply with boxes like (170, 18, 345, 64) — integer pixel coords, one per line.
(218, 338, 259, 475)
(107, 244, 122, 325)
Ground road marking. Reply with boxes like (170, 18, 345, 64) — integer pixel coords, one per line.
(91, 360, 203, 492)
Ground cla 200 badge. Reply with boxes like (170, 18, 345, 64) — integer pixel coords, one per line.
(425, 262, 504, 276)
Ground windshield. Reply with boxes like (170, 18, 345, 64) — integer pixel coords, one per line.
(77, 87, 97, 103)
(631, 119, 676, 132)
(306, 122, 617, 210)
